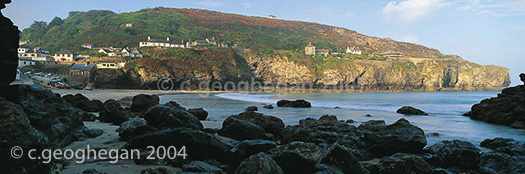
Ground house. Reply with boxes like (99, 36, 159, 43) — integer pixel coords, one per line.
(125, 23, 133, 28)
(186, 37, 221, 48)
(380, 51, 402, 58)
(97, 61, 119, 69)
(267, 15, 277, 19)
(98, 49, 118, 57)
(81, 43, 95, 49)
(131, 48, 142, 57)
(18, 47, 53, 62)
(54, 50, 77, 61)
(18, 58, 37, 68)
(139, 36, 185, 48)
(120, 48, 142, 57)
(305, 42, 316, 55)
(69, 63, 96, 75)
(346, 47, 362, 55)
(315, 49, 330, 56)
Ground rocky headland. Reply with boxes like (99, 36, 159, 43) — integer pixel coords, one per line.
(464, 73, 525, 129)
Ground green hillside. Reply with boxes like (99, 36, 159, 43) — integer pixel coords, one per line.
(20, 7, 441, 57)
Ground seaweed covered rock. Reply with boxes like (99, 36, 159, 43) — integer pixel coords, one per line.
(218, 117, 269, 140)
(396, 106, 428, 115)
(268, 141, 322, 173)
(236, 152, 284, 174)
(230, 111, 285, 137)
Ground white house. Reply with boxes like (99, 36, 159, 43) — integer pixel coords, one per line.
(139, 36, 185, 48)
(97, 61, 122, 69)
(346, 47, 362, 55)
(18, 58, 37, 68)
(54, 50, 77, 61)
(267, 15, 277, 19)
(18, 48, 53, 62)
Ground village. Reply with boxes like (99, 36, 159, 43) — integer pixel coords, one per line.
(15, 36, 229, 89)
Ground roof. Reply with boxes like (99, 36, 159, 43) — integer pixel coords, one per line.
(57, 50, 76, 55)
(70, 64, 95, 71)
(206, 38, 216, 42)
(196, 40, 208, 44)
(121, 48, 131, 52)
(132, 49, 142, 54)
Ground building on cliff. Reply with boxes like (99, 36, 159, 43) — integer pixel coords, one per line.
(305, 42, 316, 55)
(140, 36, 185, 48)
(18, 47, 54, 63)
(379, 51, 402, 58)
(346, 47, 362, 55)
(305, 42, 330, 56)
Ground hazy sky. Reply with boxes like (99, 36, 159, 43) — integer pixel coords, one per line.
(3, 0, 524, 85)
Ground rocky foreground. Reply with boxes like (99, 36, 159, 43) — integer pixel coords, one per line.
(1, 85, 523, 174)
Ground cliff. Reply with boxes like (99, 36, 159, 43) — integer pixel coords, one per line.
(0, 0, 19, 97)
(244, 52, 510, 91)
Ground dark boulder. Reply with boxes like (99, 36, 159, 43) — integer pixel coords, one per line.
(73, 126, 104, 141)
(268, 141, 322, 173)
(396, 106, 428, 115)
(263, 104, 274, 109)
(218, 117, 269, 140)
(183, 161, 223, 173)
(374, 153, 431, 174)
(62, 93, 89, 105)
(143, 104, 203, 130)
(98, 99, 132, 125)
(118, 118, 156, 141)
(319, 143, 368, 174)
(357, 120, 386, 132)
(230, 111, 285, 136)
(166, 101, 186, 110)
(480, 152, 525, 174)
(245, 106, 258, 112)
(280, 116, 372, 160)
(77, 101, 99, 112)
(314, 164, 344, 174)
(236, 152, 284, 174)
(480, 137, 525, 156)
(229, 139, 277, 164)
(424, 139, 480, 170)
(13, 85, 85, 148)
(0, 97, 48, 148)
(187, 108, 208, 120)
(140, 167, 171, 174)
(277, 99, 312, 108)
(130, 94, 159, 112)
(363, 118, 427, 156)
(81, 112, 97, 122)
(281, 116, 359, 144)
(125, 128, 232, 162)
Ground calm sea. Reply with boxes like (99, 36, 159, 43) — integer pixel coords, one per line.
(160, 91, 525, 146)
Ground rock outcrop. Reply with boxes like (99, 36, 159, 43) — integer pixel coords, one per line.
(396, 106, 428, 115)
(0, 0, 19, 97)
(277, 99, 312, 108)
(465, 74, 525, 129)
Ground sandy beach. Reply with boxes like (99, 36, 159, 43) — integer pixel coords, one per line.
(53, 89, 225, 173)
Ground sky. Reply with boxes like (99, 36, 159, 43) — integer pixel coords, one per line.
(3, 0, 524, 85)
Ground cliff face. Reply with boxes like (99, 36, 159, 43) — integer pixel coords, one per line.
(0, 0, 19, 97)
(244, 54, 510, 91)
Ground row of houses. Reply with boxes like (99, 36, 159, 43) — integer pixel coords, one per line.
(98, 47, 142, 58)
(139, 36, 228, 48)
(305, 42, 363, 56)
(304, 42, 403, 58)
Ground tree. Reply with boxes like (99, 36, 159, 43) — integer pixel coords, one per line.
(48, 17, 64, 29)
(21, 21, 48, 41)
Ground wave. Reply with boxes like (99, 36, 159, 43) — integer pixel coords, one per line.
(215, 93, 466, 115)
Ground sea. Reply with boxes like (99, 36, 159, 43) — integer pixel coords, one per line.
(159, 91, 525, 147)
